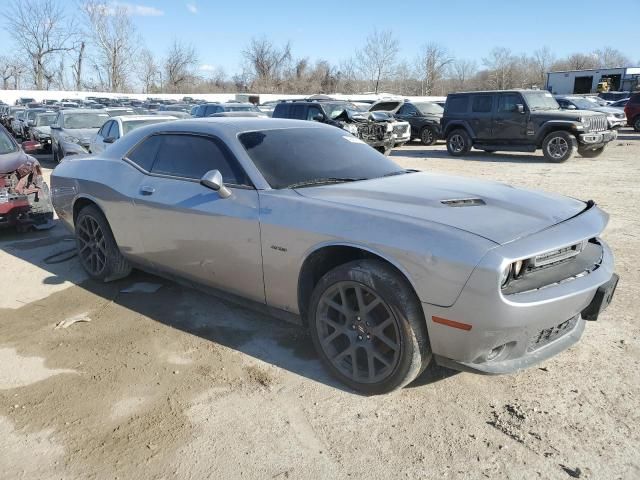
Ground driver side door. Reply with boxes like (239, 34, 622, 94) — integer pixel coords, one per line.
(131, 133, 265, 303)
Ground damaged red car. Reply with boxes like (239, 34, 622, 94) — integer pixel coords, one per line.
(0, 125, 54, 231)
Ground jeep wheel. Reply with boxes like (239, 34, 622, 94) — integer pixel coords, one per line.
(542, 131, 574, 162)
(53, 146, 60, 163)
(634, 117, 640, 132)
(374, 146, 392, 156)
(578, 146, 605, 158)
(308, 260, 431, 395)
(446, 129, 471, 156)
(75, 205, 132, 282)
(419, 126, 437, 146)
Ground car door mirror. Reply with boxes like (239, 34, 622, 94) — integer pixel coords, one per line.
(566, 104, 577, 110)
(103, 137, 116, 144)
(516, 104, 525, 113)
(200, 170, 232, 198)
(312, 112, 325, 122)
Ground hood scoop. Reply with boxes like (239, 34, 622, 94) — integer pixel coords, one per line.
(441, 198, 486, 207)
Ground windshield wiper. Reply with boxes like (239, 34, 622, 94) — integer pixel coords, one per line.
(287, 177, 366, 189)
(382, 169, 418, 177)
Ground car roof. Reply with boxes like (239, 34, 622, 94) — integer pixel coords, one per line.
(114, 115, 177, 121)
(59, 109, 110, 114)
(448, 89, 545, 95)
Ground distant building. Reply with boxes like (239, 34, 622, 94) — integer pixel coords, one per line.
(546, 67, 640, 94)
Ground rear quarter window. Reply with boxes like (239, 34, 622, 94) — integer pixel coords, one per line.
(446, 96, 468, 114)
(472, 95, 493, 113)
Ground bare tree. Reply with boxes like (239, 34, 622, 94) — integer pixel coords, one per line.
(356, 29, 399, 93)
(3, 0, 75, 89)
(593, 47, 630, 68)
(451, 59, 478, 91)
(137, 48, 159, 93)
(483, 47, 518, 89)
(415, 42, 453, 95)
(0, 56, 27, 89)
(164, 40, 198, 93)
(82, 0, 139, 92)
(241, 37, 292, 92)
(532, 46, 555, 86)
(71, 41, 86, 91)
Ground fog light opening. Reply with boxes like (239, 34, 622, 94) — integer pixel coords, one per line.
(486, 344, 506, 362)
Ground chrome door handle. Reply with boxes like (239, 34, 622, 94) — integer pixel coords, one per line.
(140, 185, 155, 195)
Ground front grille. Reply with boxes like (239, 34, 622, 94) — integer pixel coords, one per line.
(527, 315, 579, 352)
(393, 124, 408, 135)
(585, 115, 607, 132)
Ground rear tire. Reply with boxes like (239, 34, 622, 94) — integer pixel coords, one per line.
(542, 131, 575, 163)
(75, 205, 132, 282)
(578, 146, 605, 158)
(419, 126, 437, 146)
(634, 117, 640, 132)
(308, 260, 431, 395)
(446, 129, 471, 156)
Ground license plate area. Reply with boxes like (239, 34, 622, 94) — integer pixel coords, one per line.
(582, 273, 619, 321)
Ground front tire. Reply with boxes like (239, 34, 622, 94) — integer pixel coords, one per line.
(419, 126, 437, 146)
(75, 205, 132, 282)
(308, 260, 431, 395)
(578, 146, 605, 158)
(633, 117, 640, 132)
(542, 131, 575, 162)
(446, 129, 471, 156)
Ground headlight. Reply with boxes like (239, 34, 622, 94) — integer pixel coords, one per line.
(62, 135, 80, 144)
(500, 260, 526, 288)
(386, 123, 393, 132)
(342, 123, 358, 136)
(500, 265, 511, 287)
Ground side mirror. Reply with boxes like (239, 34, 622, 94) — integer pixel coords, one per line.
(200, 170, 231, 198)
(103, 137, 116, 144)
(312, 113, 325, 122)
(22, 140, 41, 153)
(567, 104, 577, 110)
(516, 104, 525, 113)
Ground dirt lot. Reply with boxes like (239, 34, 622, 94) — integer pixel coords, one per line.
(1, 132, 639, 479)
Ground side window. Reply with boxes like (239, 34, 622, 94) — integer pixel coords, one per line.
(472, 95, 493, 113)
(446, 97, 468, 113)
(306, 106, 323, 121)
(398, 104, 417, 116)
(150, 134, 248, 185)
(108, 121, 120, 139)
(291, 105, 306, 120)
(497, 94, 522, 113)
(98, 121, 110, 137)
(126, 135, 162, 172)
(204, 105, 220, 116)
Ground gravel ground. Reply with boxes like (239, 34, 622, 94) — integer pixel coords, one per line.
(0, 131, 638, 479)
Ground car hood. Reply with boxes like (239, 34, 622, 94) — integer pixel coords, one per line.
(60, 128, 99, 143)
(34, 126, 51, 135)
(296, 172, 586, 245)
(586, 105, 623, 114)
(0, 149, 38, 174)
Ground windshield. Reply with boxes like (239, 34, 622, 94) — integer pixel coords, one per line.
(63, 113, 109, 129)
(568, 98, 598, 109)
(225, 105, 260, 112)
(239, 127, 404, 189)
(0, 127, 17, 154)
(522, 92, 559, 111)
(35, 114, 57, 126)
(414, 102, 444, 115)
(26, 110, 45, 121)
(322, 102, 361, 119)
(122, 118, 174, 135)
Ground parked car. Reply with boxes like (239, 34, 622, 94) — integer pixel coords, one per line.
(608, 98, 629, 109)
(50, 109, 110, 161)
(442, 90, 616, 162)
(21, 108, 54, 140)
(555, 96, 627, 129)
(105, 107, 135, 117)
(624, 92, 640, 132)
(50, 118, 618, 393)
(151, 110, 190, 119)
(0, 125, 54, 231)
(192, 102, 263, 117)
(29, 112, 58, 152)
(273, 99, 395, 154)
(89, 115, 177, 154)
(369, 100, 443, 145)
(598, 91, 630, 103)
(10, 110, 27, 137)
(2, 106, 24, 131)
(158, 104, 191, 113)
(15, 97, 36, 106)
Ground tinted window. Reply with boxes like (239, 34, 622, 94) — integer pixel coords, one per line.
(306, 106, 323, 120)
(446, 96, 468, 113)
(204, 105, 220, 116)
(414, 102, 444, 115)
(397, 104, 418, 116)
(126, 135, 162, 171)
(472, 95, 493, 113)
(98, 121, 111, 137)
(239, 127, 403, 189)
(498, 94, 522, 113)
(0, 127, 17, 155)
(371, 102, 401, 112)
(107, 121, 120, 139)
(63, 113, 109, 129)
(291, 105, 306, 119)
(150, 134, 247, 185)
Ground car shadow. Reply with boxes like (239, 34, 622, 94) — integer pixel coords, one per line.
(617, 132, 640, 141)
(1, 222, 457, 395)
(392, 148, 550, 164)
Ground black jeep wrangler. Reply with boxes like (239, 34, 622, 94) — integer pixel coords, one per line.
(272, 99, 395, 154)
(441, 90, 617, 162)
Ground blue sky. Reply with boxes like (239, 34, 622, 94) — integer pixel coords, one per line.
(1, 0, 638, 75)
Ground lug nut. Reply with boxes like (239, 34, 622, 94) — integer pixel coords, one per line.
(366, 334, 371, 340)
(351, 324, 356, 330)
(357, 335, 363, 341)
(356, 316, 361, 321)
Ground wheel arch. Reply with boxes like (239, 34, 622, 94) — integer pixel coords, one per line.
(443, 120, 473, 139)
(297, 242, 422, 325)
(72, 195, 106, 226)
(535, 123, 579, 146)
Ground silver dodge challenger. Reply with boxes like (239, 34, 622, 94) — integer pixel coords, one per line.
(51, 118, 618, 394)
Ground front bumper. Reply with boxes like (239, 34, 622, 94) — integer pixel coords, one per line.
(60, 140, 90, 156)
(578, 129, 617, 145)
(422, 205, 616, 374)
(607, 118, 627, 129)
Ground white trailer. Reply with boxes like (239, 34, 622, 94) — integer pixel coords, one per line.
(546, 67, 640, 94)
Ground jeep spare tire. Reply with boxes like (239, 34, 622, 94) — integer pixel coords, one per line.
(542, 131, 574, 163)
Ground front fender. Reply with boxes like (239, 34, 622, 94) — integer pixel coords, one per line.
(534, 121, 579, 145)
